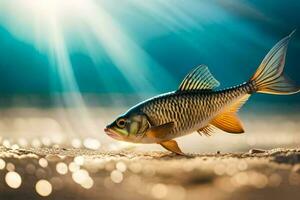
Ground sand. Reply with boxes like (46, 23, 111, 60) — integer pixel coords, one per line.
(1, 146, 300, 200)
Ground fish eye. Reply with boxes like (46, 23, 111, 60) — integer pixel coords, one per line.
(116, 118, 126, 128)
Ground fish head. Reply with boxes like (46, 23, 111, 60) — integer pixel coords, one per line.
(104, 112, 150, 142)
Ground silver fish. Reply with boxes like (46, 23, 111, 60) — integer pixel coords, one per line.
(105, 31, 299, 155)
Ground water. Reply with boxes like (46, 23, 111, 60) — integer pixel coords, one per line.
(0, 0, 299, 149)
(1, 2, 300, 200)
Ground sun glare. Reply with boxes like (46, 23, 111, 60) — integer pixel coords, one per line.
(0, 0, 177, 139)
(0, 0, 264, 142)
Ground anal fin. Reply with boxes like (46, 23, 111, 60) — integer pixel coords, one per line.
(210, 94, 250, 134)
(211, 113, 244, 133)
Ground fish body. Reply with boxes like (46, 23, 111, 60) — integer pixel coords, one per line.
(105, 31, 299, 155)
(126, 83, 251, 143)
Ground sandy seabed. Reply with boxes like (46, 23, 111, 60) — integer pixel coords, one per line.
(1, 146, 300, 200)
(0, 106, 299, 199)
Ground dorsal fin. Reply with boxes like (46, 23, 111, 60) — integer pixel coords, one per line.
(178, 65, 220, 91)
(210, 94, 250, 134)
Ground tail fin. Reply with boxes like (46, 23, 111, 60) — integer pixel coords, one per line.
(250, 30, 300, 95)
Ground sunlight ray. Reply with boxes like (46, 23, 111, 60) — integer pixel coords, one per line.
(0, 0, 271, 140)
(81, 1, 175, 94)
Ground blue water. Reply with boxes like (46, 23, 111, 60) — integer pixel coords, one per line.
(0, 0, 299, 106)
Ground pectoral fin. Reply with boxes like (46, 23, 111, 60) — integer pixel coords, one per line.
(159, 140, 184, 155)
(146, 122, 174, 139)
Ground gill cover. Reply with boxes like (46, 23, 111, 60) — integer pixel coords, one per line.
(128, 114, 151, 136)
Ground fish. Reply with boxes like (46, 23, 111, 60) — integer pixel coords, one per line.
(105, 31, 300, 155)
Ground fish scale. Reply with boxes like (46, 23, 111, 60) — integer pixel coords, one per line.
(140, 83, 250, 138)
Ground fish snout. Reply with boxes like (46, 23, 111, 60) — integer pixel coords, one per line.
(104, 123, 113, 134)
(104, 127, 121, 139)
(104, 127, 112, 136)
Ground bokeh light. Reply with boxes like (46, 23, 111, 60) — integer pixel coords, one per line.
(74, 156, 85, 166)
(5, 171, 22, 189)
(110, 170, 123, 183)
(69, 162, 80, 173)
(83, 138, 101, 150)
(6, 162, 15, 172)
(116, 161, 127, 172)
(39, 158, 48, 168)
(35, 180, 53, 197)
(151, 183, 168, 199)
(56, 162, 68, 175)
(0, 158, 6, 170)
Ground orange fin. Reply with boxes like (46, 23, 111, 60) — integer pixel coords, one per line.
(146, 122, 174, 139)
(250, 30, 300, 95)
(197, 125, 215, 136)
(159, 140, 184, 155)
(211, 94, 250, 134)
(211, 113, 244, 133)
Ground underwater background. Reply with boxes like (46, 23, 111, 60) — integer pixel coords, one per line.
(0, 0, 299, 152)
(1, 2, 300, 200)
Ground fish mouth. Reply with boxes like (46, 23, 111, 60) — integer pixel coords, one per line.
(104, 128, 122, 139)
